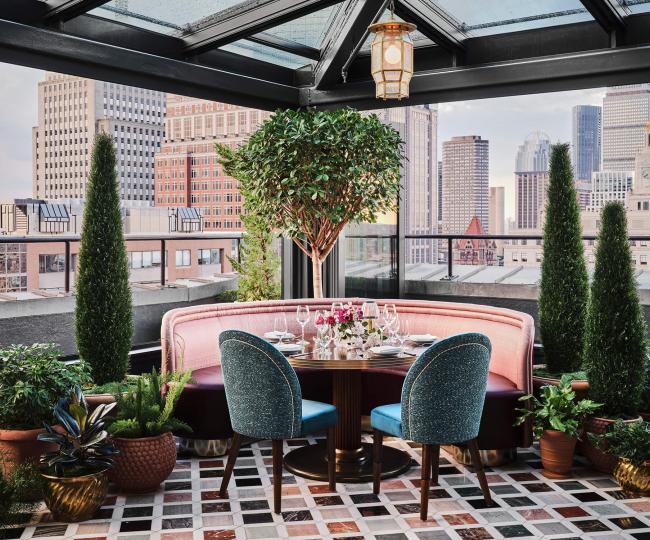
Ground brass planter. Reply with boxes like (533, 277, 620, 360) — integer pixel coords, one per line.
(41, 469, 108, 522)
(614, 458, 650, 496)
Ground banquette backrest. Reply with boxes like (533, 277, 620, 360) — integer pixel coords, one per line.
(161, 298, 534, 394)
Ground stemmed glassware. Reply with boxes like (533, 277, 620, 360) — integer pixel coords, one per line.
(296, 306, 310, 346)
(396, 318, 410, 357)
(331, 301, 344, 312)
(314, 310, 332, 351)
(274, 315, 288, 345)
(376, 308, 388, 344)
(383, 305, 398, 344)
(362, 300, 379, 332)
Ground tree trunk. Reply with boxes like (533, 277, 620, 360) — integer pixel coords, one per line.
(312, 256, 323, 299)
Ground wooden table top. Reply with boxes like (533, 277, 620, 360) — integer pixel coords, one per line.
(285, 343, 418, 370)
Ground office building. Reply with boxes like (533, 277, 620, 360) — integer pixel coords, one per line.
(515, 131, 551, 229)
(572, 105, 601, 182)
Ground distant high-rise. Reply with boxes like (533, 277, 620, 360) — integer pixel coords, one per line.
(154, 95, 270, 232)
(602, 84, 650, 171)
(441, 135, 489, 235)
(515, 131, 551, 229)
(586, 171, 633, 211)
(572, 105, 601, 182)
(373, 106, 438, 263)
(489, 186, 505, 236)
(437, 160, 443, 224)
(32, 72, 165, 205)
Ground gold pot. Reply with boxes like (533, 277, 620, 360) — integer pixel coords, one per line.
(613, 458, 650, 496)
(41, 469, 108, 522)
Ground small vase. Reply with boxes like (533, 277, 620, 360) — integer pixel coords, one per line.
(539, 429, 577, 479)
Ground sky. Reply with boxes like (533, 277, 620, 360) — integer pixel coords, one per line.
(0, 62, 607, 219)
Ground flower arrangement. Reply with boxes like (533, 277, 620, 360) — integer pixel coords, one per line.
(315, 303, 380, 348)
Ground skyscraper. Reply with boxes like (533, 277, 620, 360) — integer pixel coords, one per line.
(154, 95, 271, 232)
(437, 159, 443, 224)
(372, 106, 438, 263)
(515, 131, 551, 229)
(602, 84, 650, 171)
(586, 171, 634, 211)
(441, 135, 489, 235)
(32, 72, 165, 205)
(489, 186, 505, 236)
(572, 105, 601, 182)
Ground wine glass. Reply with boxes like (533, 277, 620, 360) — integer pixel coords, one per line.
(331, 301, 344, 312)
(396, 318, 410, 357)
(315, 325, 332, 352)
(383, 305, 398, 344)
(376, 308, 388, 344)
(274, 315, 288, 344)
(296, 306, 310, 346)
(362, 300, 379, 332)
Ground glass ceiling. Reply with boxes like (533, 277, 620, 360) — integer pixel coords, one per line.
(83, 0, 650, 68)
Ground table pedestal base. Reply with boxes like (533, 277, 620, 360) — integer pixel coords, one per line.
(284, 442, 412, 483)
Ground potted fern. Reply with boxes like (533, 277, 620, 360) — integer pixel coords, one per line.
(107, 368, 191, 493)
(516, 375, 601, 478)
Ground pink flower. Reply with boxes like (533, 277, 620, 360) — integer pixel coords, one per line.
(161, 383, 169, 399)
(316, 314, 325, 325)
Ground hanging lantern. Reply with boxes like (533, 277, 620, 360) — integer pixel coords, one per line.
(368, 14, 416, 100)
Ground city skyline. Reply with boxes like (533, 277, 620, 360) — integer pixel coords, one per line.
(0, 63, 607, 221)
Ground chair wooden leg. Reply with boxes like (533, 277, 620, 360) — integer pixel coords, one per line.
(420, 444, 432, 521)
(327, 427, 336, 492)
(468, 438, 492, 506)
(272, 439, 283, 514)
(431, 444, 440, 486)
(372, 429, 383, 495)
(219, 432, 241, 498)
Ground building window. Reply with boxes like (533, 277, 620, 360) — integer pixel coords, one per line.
(198, 248, 220, 265)
(175, 249, 191, 267)
(39, 254, 77, 273)
(642, 255, 648, 265)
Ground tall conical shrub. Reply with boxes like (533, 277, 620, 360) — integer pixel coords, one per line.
(585, 201, 647, 417)
(539, 143, 589, 374)
(75, 133, 133, 385)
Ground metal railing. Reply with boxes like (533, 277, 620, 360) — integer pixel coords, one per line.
(0, 233, 242, 293)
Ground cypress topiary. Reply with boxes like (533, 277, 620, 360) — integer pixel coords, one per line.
(75, 132, 133, 385)
(538, 142, 589, 374)
(585, 201, 647, 417)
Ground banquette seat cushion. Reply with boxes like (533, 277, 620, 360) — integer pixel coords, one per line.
(161, 298, 534, 449)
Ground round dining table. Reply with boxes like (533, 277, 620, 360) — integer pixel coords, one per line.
(283, 344, 418, 483)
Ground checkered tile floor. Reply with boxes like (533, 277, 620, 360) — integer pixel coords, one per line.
(3, 435, 650, 540)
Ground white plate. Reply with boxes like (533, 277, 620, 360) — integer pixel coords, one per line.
(409, 334, 438, 344)
(369, 346, 402, 357)
(274, 343, 302, 353)
(264, 331, 296, 341)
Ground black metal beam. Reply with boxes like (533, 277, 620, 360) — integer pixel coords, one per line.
(304, 44, 650, 110)
(578, 0, 628, 35)
(248, 32, 321, 60)
(45, 0, 112, 23)
(183, 0, 342, 55)
(0, 18, 299, 110)
(313, 0, 387, 89)
(394, 0, 467, 55)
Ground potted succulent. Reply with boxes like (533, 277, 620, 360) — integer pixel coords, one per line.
(535, 143, 590, 397)
(0, 344, 90, 474)
(37, 387, 117, 522)
(583, 202, 647, 472)
(591, 420, 650, 495)
(516, 375, 601, 478)
(107, 368, 191, 493)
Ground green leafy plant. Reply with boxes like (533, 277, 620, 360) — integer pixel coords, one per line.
(0, 461, 42, 533)
(590, 420, 650, 466)
(515, 375, 602, 438)
(539, 143, 589, 375)
(108, 368, 192, 438)
(85, 377, 139, 396)
(585, 201, 648, 417)
(0, 344, 90, 429)
(38, 386, 118, 477)
(227, 209, 281, 301)
(217, 107, 403, 298)
(75, 132, 133, 385)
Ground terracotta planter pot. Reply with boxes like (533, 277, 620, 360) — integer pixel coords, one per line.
(41, 468, 109, 522)
(109, 432, 177, 493)
(0, 426, 59, 476)
(532, 366, 589, 400)
(539, 429, 577, 479)
(582, 416, 642, 474)
(613, 458, 650, 496)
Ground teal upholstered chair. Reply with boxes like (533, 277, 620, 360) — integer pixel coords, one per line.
(218, 330, 337, 513)
(371, 332, 492, 520)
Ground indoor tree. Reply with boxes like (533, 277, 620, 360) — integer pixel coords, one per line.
(217, 107, 403, 298)
(585, 201, 647, 417)
(227, 208, 281, 301)
(538, 143, 589, 375)
(75, 132, 133, 385)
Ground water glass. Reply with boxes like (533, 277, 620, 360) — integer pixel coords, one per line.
(274, 315, 288, 344)
(296, 306, 310, 345)
(315, 325, 332, 351)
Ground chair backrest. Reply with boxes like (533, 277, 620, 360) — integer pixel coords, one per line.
(401, 332, 491, 445)
(219, 330, 302, 440)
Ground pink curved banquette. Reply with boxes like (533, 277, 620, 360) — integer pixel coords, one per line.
(161, 298, 534, 451)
